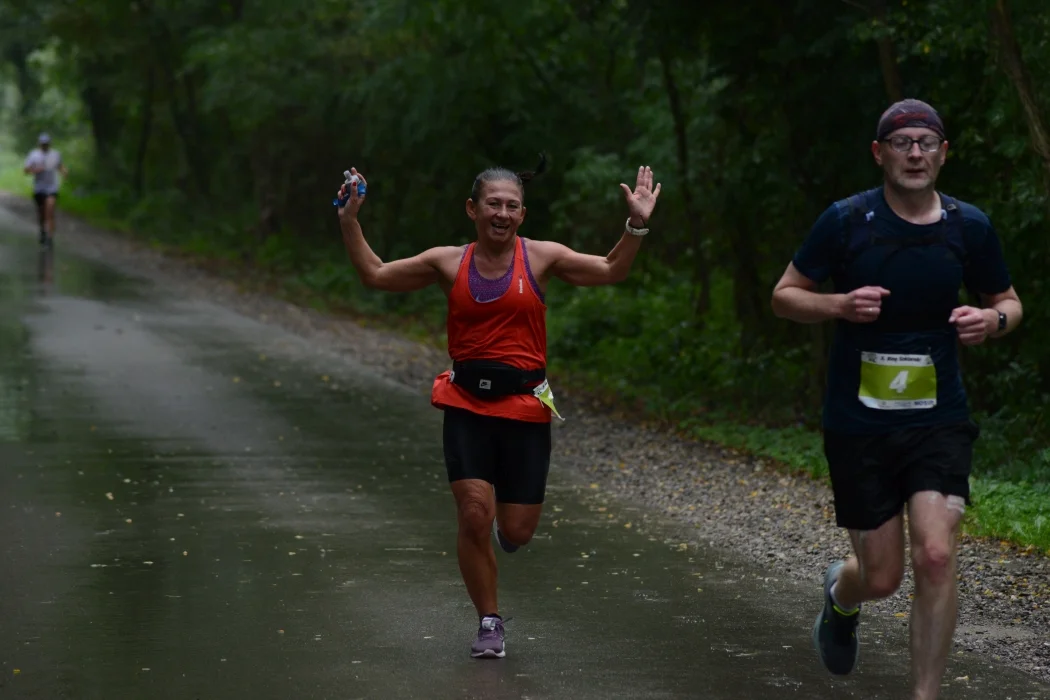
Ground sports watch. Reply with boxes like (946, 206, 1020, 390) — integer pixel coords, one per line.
(997, 310, 1007, 332)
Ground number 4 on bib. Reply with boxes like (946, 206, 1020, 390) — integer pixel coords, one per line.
(858, 353, 937, 410)
(888, 370, 910, 394)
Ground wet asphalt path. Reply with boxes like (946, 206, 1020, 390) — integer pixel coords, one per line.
(0, 213, 1047, 699)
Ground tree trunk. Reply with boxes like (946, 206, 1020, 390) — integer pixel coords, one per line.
(134, 66, 155, 197)
(658, 50, 712, 319)
(138, 0, 212, 198)
(251, 143, 279, 240)
(8, 48, 37, 117)
(990, 0, 1050, 187)
(870, 0, 904, 103)
(730, 225, 764, 358)
(158, 59, 211, 198)
(80, 67, 123, 178)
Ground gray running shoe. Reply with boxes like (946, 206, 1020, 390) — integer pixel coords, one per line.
(470, 616, 507, 659)
(812, 560, 861, 675)
(493, 518, 519, 553)
(491, 486, 519, 553)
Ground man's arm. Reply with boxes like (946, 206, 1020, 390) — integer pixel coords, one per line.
(772, 263, 891, 325)
(980, 288, 1023, 338)
(951, 215, 1023, 342)
(771, 202, 892, 325)
(771, 264, 845, 323)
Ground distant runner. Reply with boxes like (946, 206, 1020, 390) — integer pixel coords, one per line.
(772, 99, 1022, 699)
(23, 132, 68, 248)
(336, 157, 660, 658)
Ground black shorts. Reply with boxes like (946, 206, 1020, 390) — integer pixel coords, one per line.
(824, 421, 979, 531)
(33, 192, 58, 208)
(442, 407, 552, 505)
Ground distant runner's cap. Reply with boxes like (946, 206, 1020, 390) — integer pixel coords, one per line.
(38, 132, 51, 144)
(876, 99, 946, 141)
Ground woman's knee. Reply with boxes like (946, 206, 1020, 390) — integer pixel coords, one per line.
(457, 494, 495, 539)
(498, 521, 537, 546)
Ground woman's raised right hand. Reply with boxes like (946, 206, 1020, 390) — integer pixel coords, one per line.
(336, 167, 368, 219)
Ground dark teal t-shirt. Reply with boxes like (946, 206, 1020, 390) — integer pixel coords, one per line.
(792, 187, 1012, 435)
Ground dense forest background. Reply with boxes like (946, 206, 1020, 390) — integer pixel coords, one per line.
(1, 0, 1047, 544)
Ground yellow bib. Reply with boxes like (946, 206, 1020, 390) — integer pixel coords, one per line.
(858, 352, 937, 410)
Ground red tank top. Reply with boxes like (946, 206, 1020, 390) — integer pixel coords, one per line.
(430, 237, 550, 423)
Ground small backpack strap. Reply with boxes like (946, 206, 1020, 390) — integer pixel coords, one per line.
(940, 195, 966, 260)
(835, 189, 879, 276)
(939, 194, 978, 301)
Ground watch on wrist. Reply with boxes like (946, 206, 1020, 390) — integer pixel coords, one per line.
(997, 310, 1007, 332)
(625, 218, 649, 237)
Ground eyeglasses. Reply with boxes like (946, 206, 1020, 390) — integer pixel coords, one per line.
(884, 135, 943, 153)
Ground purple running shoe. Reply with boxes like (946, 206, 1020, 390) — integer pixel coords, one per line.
(470, 616, 507, 658)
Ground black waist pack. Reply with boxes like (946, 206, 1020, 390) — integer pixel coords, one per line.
(450, 360, 545, 399)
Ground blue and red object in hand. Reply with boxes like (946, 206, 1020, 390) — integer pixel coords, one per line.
(333, 170, 367, 208)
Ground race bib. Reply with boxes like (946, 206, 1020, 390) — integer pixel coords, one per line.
(858, 352, 936, 410)
(532, 380, 564, 421)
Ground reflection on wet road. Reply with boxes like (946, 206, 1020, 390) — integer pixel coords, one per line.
(0, 217, 1046, 699)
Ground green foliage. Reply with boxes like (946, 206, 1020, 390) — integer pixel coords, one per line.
(684, 421, 829, 479)
(969, 477, 1050, 552)
(547, 270, 808, 422)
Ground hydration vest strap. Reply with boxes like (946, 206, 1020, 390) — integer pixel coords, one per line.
(836, 190, 878, 276)
(450, 360, 546, 399)
(834, 189, 976, 332)
(836, 190, 969, 277)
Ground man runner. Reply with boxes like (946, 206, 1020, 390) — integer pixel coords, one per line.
(771, 99, 1022, 699)
(23, 132, 68, 248)
(336, 158, 660, 658)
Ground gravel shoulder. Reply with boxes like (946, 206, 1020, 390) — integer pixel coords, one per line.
(4, 193, 1047, 683)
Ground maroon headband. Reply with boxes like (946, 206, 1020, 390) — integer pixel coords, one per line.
(876, 99, 946, 141)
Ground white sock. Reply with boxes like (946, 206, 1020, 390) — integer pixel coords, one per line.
(830, 581, 859, 614)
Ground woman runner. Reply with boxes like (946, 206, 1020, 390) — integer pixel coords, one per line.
(336, 157, 661, 658)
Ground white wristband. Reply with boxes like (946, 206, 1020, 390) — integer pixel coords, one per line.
(625, 218, 649, 236)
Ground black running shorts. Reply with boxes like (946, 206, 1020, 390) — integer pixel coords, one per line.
(442, 407, 552, 505)
(33, 192, 58, 207)
(823, 421, 979, 531)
